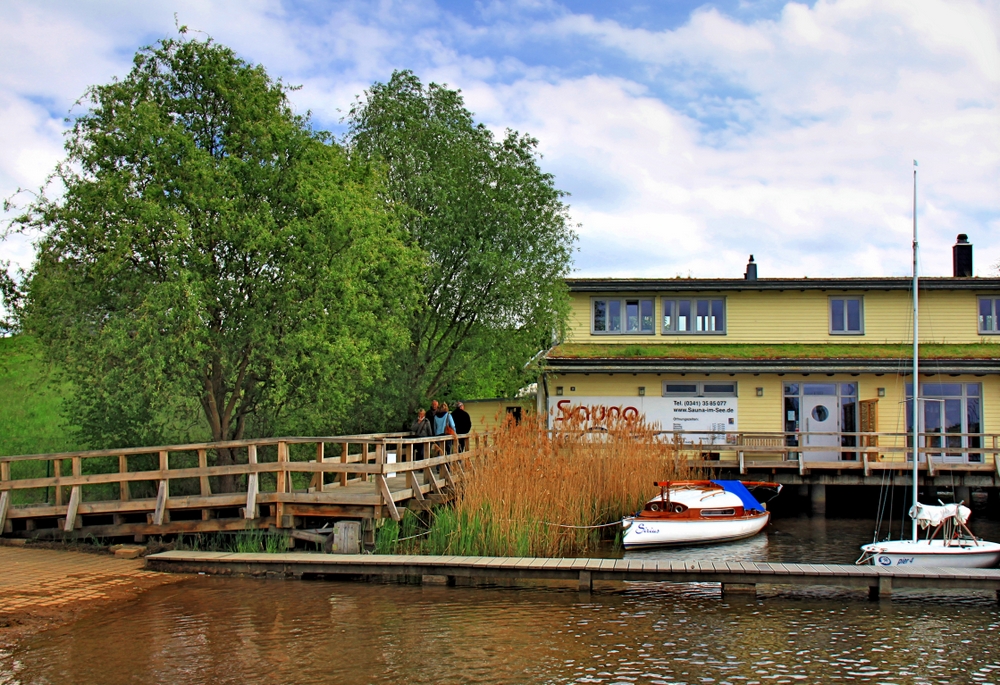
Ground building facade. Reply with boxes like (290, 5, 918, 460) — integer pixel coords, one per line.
(540, 244, 1000, 464)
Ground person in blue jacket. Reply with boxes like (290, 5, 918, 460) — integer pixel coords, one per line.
(433, 402, 457, 454)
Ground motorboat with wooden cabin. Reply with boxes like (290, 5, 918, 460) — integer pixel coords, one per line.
(621, 480, 781, 550)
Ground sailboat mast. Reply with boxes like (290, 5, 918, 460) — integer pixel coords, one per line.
(911, 160, 919, 542)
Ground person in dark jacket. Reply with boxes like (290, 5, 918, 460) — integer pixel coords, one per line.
(452, 401, 472, 452)
(410, 408, 432, 460)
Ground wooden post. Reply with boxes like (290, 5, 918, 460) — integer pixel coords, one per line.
(153, 481, 168, 526)
(198, 449, 211, 496)
(0, 462, 9, 534)
(63, 486, 81, 532)
(406, 470, 426, 506)
(276, 442, 288, 526)
(311, 442, 324, 492)
(376, 474, 400, 522)
(154, 450, 169, 525)
(63, 456, 83, 531)
(245, 444, 258, 520)
(0, 490, 9, 535)
(118, 455, 130, 502)
(363, 443, 371, 483)
(441, 463, 456, 492)
(340, 443, 349, 487)
(54, 459, 62, 506)
(277, 441, 288, 493)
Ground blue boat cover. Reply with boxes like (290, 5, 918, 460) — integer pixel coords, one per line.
(711, 480, 764, 512)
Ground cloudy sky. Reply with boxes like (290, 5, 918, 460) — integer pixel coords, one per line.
(1, 0, 998, 281)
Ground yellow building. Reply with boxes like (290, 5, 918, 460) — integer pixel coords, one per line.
(541, 241, 1000, 464)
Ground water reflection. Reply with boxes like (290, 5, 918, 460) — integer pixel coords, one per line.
(5, 576, 1000, 685)
(6, 515, 1000, 685)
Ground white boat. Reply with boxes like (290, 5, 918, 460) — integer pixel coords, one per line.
(622, 480, 781, 549)
(859, 503, 1000, 568)
(858, 161, 1000, 569)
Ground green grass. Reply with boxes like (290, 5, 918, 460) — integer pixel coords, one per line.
(0, 334, 82, 457)
(0, 335, 85, 502)
(549, 342, 1000, 360)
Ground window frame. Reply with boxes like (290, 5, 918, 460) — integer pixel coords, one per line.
(661, 296, 727, 336)
(590, 296, 655, 335)
(978, 297, 1000, 335)
(662, 381, 738, 397)
(829, 296, 865, 336)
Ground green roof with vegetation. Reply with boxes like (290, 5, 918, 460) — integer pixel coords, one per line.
(547, 343, 1000, 361)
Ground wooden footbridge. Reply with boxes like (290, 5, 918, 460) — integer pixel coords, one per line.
(0, 433, 477, 541)
(4, 427, 1000, 542)
(146, 550, 1000, 601)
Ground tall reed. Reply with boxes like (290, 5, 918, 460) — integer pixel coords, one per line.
(428, 412, 694, 557)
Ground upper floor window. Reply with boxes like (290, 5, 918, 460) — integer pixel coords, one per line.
(663, 381, 737, 396)
(830, 297, 863, 335)
(979, 298, 1000, 334)
(592, 298, 654, 334)
(662, 298, 725, 334)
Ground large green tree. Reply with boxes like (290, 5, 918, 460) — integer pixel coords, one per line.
(346, 71, 576, 416)
(7, 37, 421, 463)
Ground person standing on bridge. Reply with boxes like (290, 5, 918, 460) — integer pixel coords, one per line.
(452, 401, 472, 452)
(410, 408, 432, 460)
(434, 402, 457, 455)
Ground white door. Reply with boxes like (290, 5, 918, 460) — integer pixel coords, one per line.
(803, 396, 840, 461)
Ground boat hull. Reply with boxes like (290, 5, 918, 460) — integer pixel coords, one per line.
(860, 539, 1000, 568)
(622, 512, 770, 549)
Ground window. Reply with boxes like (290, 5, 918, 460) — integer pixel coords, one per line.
(663, 381, 737, 397)
(662, 298, 725, 334)
(906, 383, 982, 463)
(592, 298, 654, 334)
(979, 298, 1000, 334)
(830, 297, 863, 334)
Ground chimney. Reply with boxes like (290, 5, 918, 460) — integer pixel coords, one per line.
(744, 255, 757, 281)
(953, 234, 972, 277)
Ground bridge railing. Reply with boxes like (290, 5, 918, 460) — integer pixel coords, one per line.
(0, 432, 490, 536)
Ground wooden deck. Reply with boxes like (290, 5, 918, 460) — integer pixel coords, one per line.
(146, 550, 1000, 601)
(0, 434, 477, 540)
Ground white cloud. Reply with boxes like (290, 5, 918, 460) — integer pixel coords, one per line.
(1, 0, 998, 291)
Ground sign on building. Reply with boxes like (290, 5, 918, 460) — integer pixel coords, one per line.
(548, 396, 737, 444)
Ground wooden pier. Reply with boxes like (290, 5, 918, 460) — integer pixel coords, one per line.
(0, 433, 476, 541)
(146, 550, 1000, 601)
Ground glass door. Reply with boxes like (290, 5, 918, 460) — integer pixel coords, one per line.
(783, 383, 858, 461)
(906, 383, 982, 463)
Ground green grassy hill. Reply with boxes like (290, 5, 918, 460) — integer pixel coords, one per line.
(0, 335, 84, 457)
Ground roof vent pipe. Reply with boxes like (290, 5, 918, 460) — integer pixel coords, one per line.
(744, 255, 757, 281)
(953, 234, 972, 277)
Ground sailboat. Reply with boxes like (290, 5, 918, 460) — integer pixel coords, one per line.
(857, 161, 1000, 569)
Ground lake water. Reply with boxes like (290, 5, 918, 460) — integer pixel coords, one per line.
(5, 516, 1000, 685)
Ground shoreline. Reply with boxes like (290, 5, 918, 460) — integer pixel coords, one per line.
(0, 541, 184, 655)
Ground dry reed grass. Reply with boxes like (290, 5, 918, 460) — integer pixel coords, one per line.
(425, 412, 695, 557)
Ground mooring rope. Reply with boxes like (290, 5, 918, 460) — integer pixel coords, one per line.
(396, 530, 432, 542)
(541, 520, 623, 529)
